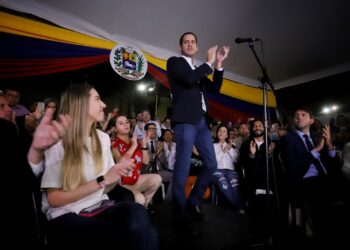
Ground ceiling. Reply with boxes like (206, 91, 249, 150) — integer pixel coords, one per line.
(1, 0, 350, 118)
(33, 0, 350, 90)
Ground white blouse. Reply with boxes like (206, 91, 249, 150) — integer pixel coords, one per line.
(41, 130, 115, 220)
(214, 142, 238, 170)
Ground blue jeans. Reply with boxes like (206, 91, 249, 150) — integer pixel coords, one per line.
(212, 169, 245, 210)
(172, 116, 217, 213)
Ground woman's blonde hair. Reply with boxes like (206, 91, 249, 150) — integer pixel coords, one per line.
(59, 84, 103, 191)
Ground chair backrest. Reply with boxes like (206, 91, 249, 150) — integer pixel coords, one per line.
(185, 176, 211, 200)
(30, 172, 49, 247)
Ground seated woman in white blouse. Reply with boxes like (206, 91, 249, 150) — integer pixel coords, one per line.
(212, 124, 245, 212)
(27, 84, 158, 249)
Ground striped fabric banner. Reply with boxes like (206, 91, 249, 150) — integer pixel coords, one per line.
(0, 10, 276, 121)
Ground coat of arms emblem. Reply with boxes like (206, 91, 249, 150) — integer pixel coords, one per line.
(110, 44, 148, 80)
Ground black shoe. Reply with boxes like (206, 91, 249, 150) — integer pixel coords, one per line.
(186, 204, 208, 221)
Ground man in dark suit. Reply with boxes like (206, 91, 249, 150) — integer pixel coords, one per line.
(166, 32, 229, 227)
(280, 108, 344, 244)
(280, 108, 338, 190)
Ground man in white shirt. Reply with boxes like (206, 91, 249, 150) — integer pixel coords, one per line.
(134, 110, 161, 139)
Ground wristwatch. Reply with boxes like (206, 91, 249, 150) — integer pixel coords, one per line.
(96, 175, 106, 189)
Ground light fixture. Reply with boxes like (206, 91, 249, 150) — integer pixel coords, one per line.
(322, 107, 330, 114)
(137, 83, 146, 92)
(321, 104, 339, 114)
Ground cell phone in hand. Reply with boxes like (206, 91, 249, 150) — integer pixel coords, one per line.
(38, 102, 45, 113)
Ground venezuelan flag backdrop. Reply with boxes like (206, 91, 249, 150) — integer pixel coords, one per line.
(0, 10, 277, 122)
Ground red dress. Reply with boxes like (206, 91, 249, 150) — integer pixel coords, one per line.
(111, 137, 142, 185)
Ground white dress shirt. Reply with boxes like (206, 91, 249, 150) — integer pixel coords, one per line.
(163, 142, 176, 170)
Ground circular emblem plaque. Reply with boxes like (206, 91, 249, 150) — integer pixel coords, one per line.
(110, 44, 148, 80)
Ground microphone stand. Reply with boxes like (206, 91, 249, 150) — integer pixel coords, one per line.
(247, 41, 276, 247)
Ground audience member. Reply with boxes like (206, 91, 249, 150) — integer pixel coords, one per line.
(28, 84, 158, 248)
(212, 124, 245, 212)
(5, 87, 29, 117)
(112, 115, 162, 212)
(280, 108, 345, 246)
(240, 119, 285, 246)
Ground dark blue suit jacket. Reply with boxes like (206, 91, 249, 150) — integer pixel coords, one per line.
(280, 131, 337, 185)
(166, 56, 223, 124)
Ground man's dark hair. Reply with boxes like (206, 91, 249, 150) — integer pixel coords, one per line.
(179, 32, 197, 46)
(294, 107, 314, 118)
(144, 122, 157, 131)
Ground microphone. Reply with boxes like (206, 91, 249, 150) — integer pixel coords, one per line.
(235, 37, 260, 44)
